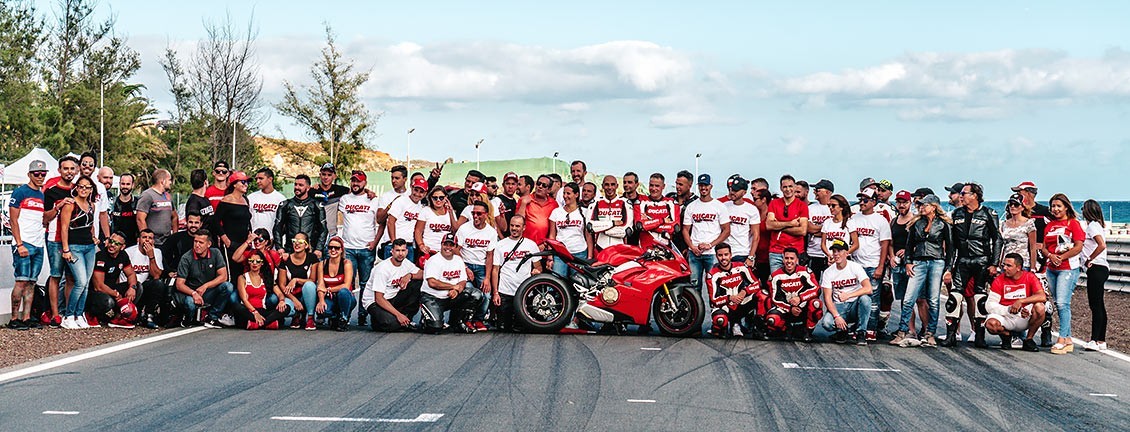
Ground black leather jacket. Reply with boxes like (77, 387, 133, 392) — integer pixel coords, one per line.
(905, 217, 955, 271)
(273, 196, 327, 252)
(949, 205, 1002, 266)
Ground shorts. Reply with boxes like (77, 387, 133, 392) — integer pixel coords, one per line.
(987, 310, 1033, 332)
(13, 242, 45, 282)
(47, 241, 68, 278)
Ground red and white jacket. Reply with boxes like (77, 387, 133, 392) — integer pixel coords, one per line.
(590, 196, 634, 249)
(767, 266, 820, 310)
(636, 196, 679, 248)
(706, 263, 760, 309)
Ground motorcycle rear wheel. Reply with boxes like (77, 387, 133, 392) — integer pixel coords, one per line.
(652, 286, 705, 337)
(513, 274, 576, 333)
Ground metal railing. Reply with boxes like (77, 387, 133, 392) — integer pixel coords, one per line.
(1079, 237, 1130, 293)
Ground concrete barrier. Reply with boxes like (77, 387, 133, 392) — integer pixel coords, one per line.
(1079, 237, 1130, 293)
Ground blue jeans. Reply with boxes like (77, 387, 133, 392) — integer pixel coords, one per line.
(899, 260, 943, 334)
(47, 241, 68, 278)
(324, 289, 357, 320)
(813, 296, 873, 340)
(552, 251, 588, 277)
(345, 248, 375, 292)
(12, 242, 45, 282)
(891, 263, 908, 301)
(688, 252, 716, 296)
(1047, 267, 1081, 338)
(466, 263, 489, 320)
(64, 243, 97, 317)
(283, 281, 318, 317)
(179, 281, 234, 319)
(769, 252, 784, 274)
(859, 266, 882, 331)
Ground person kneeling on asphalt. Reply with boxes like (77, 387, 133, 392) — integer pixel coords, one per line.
(125, 229, 170, 328)
(87, 232, 141, 329)
(813, 239, 874, 345)
(984, 253, 1046, 352)
(364, 239, 424, 332)
(765, 247, 823, 341)
(234, 250, 290, 330)
(174, 229, 234, 328)
(420, 233, 482, 334)
(706, 242, 764, 339)
(491, 216, 542, 332)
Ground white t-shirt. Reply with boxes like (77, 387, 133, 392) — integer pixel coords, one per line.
(386, 196, 423, 243)
(456, 223, 498, 266)
(248, 190, 286, 233)
(1082, 221, 1109, 268)
(422, 254, 468, 299)
(821, 218, 856, 254)
(723, 201, 760, 257)
(418, 207, 456, 252)
(339, 193, 378, 250)
(807, 203, 834, 257)
(362, 258, 420, 307)
(124, 245, 164, 284)
(493, 237, 540, 296)
(376, 189, 409, 244)
(821, 260, 871, 303)
(682, 199, 730, 255)
(550, 207, 588, 254)
(849, 212, 891, 268)
(94, 181, 109, 239)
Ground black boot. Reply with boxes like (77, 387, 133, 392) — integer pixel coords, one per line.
(973, 324, 988, 348)
(1039, 316, 1054, 347)
(1000, 333, 1013, 350)
(941, 320, 958, 347)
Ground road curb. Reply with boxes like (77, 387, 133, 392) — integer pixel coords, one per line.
(0, 327, 205, 384)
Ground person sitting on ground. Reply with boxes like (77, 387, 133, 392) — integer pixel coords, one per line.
(234, 249, 290, 330)
(419, 233, 482, 334)
(232, 228, 283, 274)
(174, 229, 234, 329)
(491, 215, 542, 332)
(813, 239, 874, 345)
(315, 237, 356, 332)
(123, 229, 167, 328)
(706, 242, 764, 339)
(279, 232, 320, 331)
(87, 232, 141, 329)
(364, 239, 423, 332)
(984, 253, 1046, 352)
(765, 247, 823, 341)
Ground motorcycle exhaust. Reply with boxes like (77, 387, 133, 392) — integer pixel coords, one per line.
(577, 303, 615, 323)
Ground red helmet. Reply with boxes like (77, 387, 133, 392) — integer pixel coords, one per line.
(117, 298, 139, 322)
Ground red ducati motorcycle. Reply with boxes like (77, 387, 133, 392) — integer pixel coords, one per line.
(513, 220, 704, 336)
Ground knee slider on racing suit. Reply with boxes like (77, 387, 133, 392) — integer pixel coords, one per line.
(764, 309, 786, 333)
(973, 293, 988, 321)
(806, 300, 824, 330)
(945, 291, 965, 321)
(711, 310, 729, 333)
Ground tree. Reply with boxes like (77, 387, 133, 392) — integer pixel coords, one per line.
(41, 0, 112, 104)
(159, 46, 192, 176)
(0, 1, 59, 160)
(274, 24, 378, 174)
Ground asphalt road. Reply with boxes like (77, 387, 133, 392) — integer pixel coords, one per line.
(0, 327, 1127, 431)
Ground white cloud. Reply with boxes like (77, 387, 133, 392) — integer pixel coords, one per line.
(558, 102, 591, 113)
(780, 135, 807, 155)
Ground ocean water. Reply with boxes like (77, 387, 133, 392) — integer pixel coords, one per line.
(981, 201, 1130, 224)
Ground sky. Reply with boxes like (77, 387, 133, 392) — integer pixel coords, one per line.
(37, 0, 1130, 199)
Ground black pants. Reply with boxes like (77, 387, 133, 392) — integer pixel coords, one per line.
(806, 255, 829, 282)
(234, 304, 290, 328)
(1087, 265, 1109, 341)
(368, 280, 422, 332)
(754, 261, 770, 288)
(494, 293, 518, 331)
(419, 290, 483, 332)
(87, 281, 165, 321)
(87, 285, 129, 320)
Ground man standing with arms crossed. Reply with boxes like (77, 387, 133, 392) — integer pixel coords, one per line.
(765, 175, 809, 274)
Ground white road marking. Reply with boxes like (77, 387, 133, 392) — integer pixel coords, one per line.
(0, 327, 206, 384)
(42, 411, 80, 415)
(271, 414, 444, 423)
(783, 362, 901, 372)
(640, 347, 662, 351)
(1089, 393, 1118, 398)
(1055, 332, 1130, 364)
(626, 399, 657, 403)
(227, 351, 251, 355)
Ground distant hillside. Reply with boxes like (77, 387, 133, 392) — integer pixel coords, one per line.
(256, 137, 438, 178)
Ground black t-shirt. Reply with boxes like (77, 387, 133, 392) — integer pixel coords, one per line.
(1031, 203, 1052, 239)
(311, 184, 349, 206)
(94, 249, 131, 290)
(111, 194, 139, 246)
(282, 252, 319, 281)
(185, 194, 214, 227)
(214, 201, 252, 248)
(890, 217, 911, 253)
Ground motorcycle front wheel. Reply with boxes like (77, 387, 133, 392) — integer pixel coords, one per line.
(513, 273, 576, 333)
(652, 286, 705, 337)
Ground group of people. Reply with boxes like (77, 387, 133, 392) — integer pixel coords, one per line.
(5, 155, 1113, 354)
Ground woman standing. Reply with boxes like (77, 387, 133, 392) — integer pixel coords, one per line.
(548, 182, 593, 276)
(894, 194, 953, 348)
(235, 250, 290, 330)
(1080, 199, 1109, 351)
(820, 194, 859, 260)
(316, 237, 356, 332)
(1042, 193, 1085, 355)
(1000, 193, 1038, 270)
(214, 171, 252, 278)
(890, 192, 928, 339)
(59, 175, 99, 329)
(280, 232, 320, 331)
(415, 186, 458, 261)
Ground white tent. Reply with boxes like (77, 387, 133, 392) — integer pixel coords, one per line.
(1, 147, 60, 186)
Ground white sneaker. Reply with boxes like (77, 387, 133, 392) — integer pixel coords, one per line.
(61, 316, 77, 329)
(218, 314, 236, 327)
(1084, 341, 1108, 351)
(76, 315, 91, 329)
(731, 324, 744, 338)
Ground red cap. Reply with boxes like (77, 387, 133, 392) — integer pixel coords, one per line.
(350, 170, 367, 182)
(504, 172, 518, 181)
(411, 177, 429, 190)
(228, 170, 249, 182)
(1011, 181, 1037, 192)
(895, 190, 912, 202)
(471, 182, 489, 194)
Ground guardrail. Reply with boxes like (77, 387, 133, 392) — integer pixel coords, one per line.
(1079, 237, 1130, 293)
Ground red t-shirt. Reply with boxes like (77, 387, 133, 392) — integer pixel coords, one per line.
(767, 197, 809, 253)
(522, 196, 559, 245)
(990, 271, 1041, 307)
(1043, 218, 1085, 271)
(205, 185, 226, 211)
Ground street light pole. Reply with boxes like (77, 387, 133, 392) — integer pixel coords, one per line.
(99, 81, 104, 167)
(407, 128, 415, 168)
(694, 153, 702, 179)
(476, 139, 484, 170)
(552, 151, 559, 174)
(231, 116, 237, 168)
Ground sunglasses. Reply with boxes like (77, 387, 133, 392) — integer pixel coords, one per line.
(253, 237, 266, 243)
(292, 239, 308, 245)
(80, 161, 96, 168)
(828, 203, 840, 208)
(214, 169, 229, 175)
(537, 182, 551, 188)
(471, 211, 487, 216)
(327, 245, 342, 251)
(959, 191, 973, 196)
(858, 198, 874, 203)
(431, 196, 447, 201)
(76, 185, 94, 191)
(247, 259, 264, 264)
(235, 180, 249, 185)
(30, 171, 47, 178)
(108, 239, 124, 246)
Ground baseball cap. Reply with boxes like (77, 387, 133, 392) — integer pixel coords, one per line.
(697, 174, 711, 186)
(919, 194, 941, 206)
(730, 178, 749, 192)
(1011, 181, 1037, 193)
(441, 232, 457, 245)
(944, 182, 965, 193)
(858, 177, 878, 191)
(471, 182, 489, 194)
(350, 170, 367, 182)
(28, 160, 47, 172)
(320, 162, 335, 173)
(411, 177, 429, 190)
(895, 190, 912, 202)
(1007, 193, 1023, 206)
(228, 170, 249, 182)
(912, 187, 935, 198)
(504, 171, 518, 181)
(857, 188, 877, 200)
(811, 179, 834, 192)
(878, 179, 893, 191)
(213, 161, 229, 170)
(829, 239, 849, 252)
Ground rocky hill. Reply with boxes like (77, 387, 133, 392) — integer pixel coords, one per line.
(256, 137, 439, 177)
